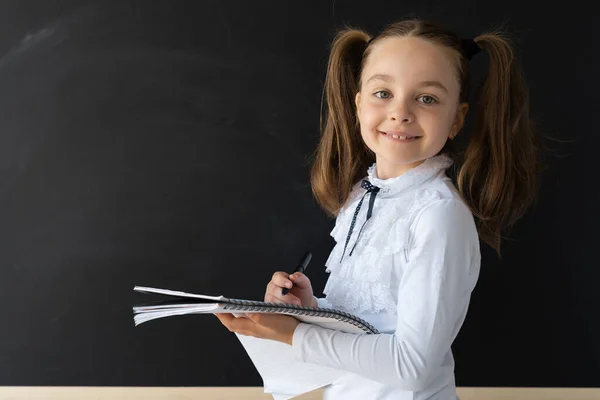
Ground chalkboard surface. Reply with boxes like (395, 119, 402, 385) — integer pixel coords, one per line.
(0, 0, 597, 388)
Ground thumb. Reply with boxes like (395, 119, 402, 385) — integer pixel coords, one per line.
(289, 272, 311, 288)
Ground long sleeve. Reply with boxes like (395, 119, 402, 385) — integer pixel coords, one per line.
(315, 296, 334, 309)
(292, 199, 481, 391)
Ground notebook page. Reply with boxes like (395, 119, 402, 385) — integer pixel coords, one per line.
(133, 286, 226, 301)
(235, 333, 348, 399)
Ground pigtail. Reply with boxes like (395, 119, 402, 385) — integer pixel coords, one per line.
(310, 28, 373, 216)
(457, 32, 540, 255)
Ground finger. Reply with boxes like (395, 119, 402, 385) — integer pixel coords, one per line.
(266, 282, 302, 304)
(289, 272, 311, 288)
(227, 313, 256, 334)
(245, 312, 259, 322)
(214, 313, 235, 329)
(266, 282, 299, 302)
(271, 272, 293, 290)
(265, 291, 301, 305)
(266, 281, 282, 293)
(216, 312, 250, 333)
(246, 313, 268, 326)
(215, 313, 234, 322)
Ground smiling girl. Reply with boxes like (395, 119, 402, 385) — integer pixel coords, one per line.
(217, 18, 540, 399)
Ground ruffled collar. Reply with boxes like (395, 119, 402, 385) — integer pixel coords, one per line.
(365, 153, 453, 198)
(324, 153, 454, 315)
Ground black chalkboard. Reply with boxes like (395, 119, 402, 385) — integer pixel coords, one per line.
(0, 0, 597, 388)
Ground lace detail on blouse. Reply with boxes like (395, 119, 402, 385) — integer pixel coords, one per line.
(322, 155, 453, 315)
(366, 154, 453, 198)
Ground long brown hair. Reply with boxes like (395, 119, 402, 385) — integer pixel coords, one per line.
(309, 18, 541, 255)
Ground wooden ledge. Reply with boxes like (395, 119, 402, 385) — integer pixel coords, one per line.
(0, 386, 599, 399)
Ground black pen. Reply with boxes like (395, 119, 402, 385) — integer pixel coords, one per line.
(282, 251, 312, 296)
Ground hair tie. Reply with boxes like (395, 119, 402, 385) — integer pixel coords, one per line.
(461, 38, 481, 60)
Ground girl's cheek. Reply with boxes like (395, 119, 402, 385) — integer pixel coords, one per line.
(362, 103, 383, 117)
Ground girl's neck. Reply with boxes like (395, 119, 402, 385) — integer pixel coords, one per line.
(374, 158, 426, 180)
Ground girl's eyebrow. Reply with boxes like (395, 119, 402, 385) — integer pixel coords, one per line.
(366, 74, 394, 85)
(418, 80, 449, 94)
(365, 73, 449, 94)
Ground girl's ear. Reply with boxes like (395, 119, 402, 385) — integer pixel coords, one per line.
(450, 102, 469, 139)
(355, 92, 361, 116)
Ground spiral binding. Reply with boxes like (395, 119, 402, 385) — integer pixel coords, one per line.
(224, 299, 380, 334)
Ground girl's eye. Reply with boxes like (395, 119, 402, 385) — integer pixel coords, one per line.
(374, 90, 391, 99)
(419, 95, 437, 105)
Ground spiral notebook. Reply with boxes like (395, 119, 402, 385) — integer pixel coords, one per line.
(132, 285, 379, 334)
(133, 285, 369, 399)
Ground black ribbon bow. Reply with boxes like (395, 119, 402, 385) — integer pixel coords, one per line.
(339, 180, 381, 262)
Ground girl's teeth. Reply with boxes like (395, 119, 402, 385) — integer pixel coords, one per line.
(391, 134, 410, 140)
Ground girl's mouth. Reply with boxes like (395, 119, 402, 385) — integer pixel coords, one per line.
(380, 131, 422, 142)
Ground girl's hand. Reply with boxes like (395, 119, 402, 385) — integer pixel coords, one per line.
(264, 271, 317, 307)
(215, 312, 300, 345)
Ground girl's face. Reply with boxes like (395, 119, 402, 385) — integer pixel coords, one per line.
(355, 36, 468, 179)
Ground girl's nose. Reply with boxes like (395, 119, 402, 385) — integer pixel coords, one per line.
(389, 100, 414, 123)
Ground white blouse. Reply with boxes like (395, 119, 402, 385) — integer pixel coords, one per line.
(292, 154, 481, 400)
